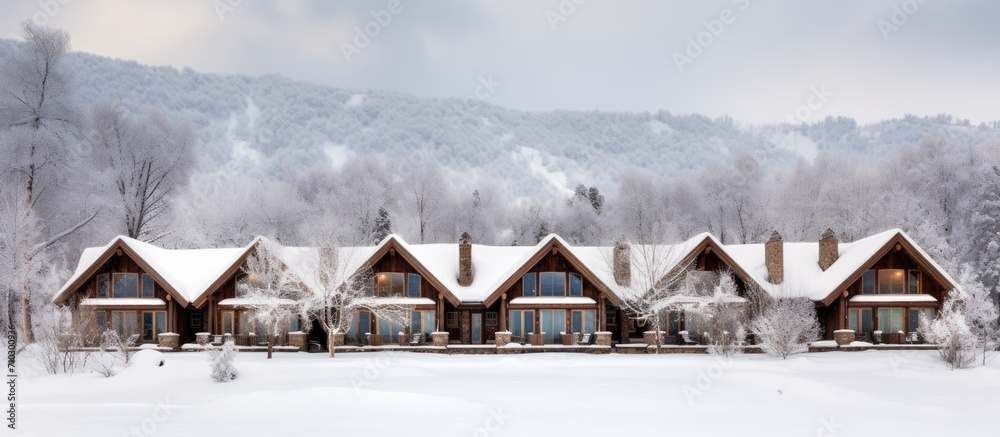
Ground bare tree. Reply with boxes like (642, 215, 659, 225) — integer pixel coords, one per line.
(237, 237, 302, 359)
(297, 240, 414, 357)
(401, 159, 449, 243)
(89, 101, 195, 241)
(0, 22, 96, 344)
(610, 241, 694, 354)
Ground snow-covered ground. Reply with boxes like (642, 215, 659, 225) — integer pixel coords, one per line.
(15, 350, 1000, 436)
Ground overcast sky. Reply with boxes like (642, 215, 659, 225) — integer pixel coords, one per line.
(2, 0, 997, 124)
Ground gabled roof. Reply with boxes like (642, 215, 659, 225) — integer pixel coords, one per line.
(724, 229, 958, 305)
(572, 233, 756, 303)
(481, 234, 623, 307)
(53, 236, 251, 307)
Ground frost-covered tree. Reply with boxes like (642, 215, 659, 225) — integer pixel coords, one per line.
(237, 237, 302, 359)
(89, 102, 195, 241)
(922, 295, 977, 370)
(297, 241, 413, 357)
(207, 339, 238, 382)
(750, 295, 820, 359)
(950, 264, 999, 365)
(611, 241, 693, 354)
(968, 166, 1000, 302)
(400, 158, 450, 243)
(689, 272, 748, 357)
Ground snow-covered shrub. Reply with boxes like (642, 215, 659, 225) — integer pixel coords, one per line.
(750, 297, 819, 359)
(922, 298, 977, 370)
(89, 329, 139, 377)
(697, 274, 748, 357)
(207, 340, 239, 382)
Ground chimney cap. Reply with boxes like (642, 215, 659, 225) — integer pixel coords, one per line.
(767, 231, 783, 243)
(820, 228, 836, 240)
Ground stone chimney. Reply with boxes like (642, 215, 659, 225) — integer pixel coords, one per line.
(765, 231, 784, 284)
(613, 242, 631, 287)
(818, 228, 839, 271)
(458, 232, 473, 287)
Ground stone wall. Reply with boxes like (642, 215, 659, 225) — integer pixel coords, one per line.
(158, 332, 179, 349)
(288, 332, 308, 350)
(594, 331, 612, 346)
(494, 331, 512, 347)
(431, 332, 450, 346)
(460, 311, 471, 344)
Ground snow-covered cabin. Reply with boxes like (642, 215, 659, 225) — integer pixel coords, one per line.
(53, 228, 956, 347)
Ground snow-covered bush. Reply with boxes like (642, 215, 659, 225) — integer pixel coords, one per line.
(89, 329, 139, 377)
(750, 297, 819, 359)
(922, 297, 978, 370)
(207, 340, 239, 382)
(696, 274, 748, 357)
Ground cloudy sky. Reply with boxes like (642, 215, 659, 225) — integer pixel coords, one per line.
(2, 0, 997, 124)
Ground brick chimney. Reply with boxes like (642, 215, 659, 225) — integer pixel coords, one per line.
(818, 228, 839, 271)
(613, 242, 631, 287)
(458, 232, 473, 286)
(765, 231, 784, 284)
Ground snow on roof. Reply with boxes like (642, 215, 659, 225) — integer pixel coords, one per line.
(371, 297, 436, 306)
(54, 236, 251, 305)
(218, 297, 298, 306)
(407, 242, 535, 302)
(80, 298, 167, 306)
(849, 294, 938, 303)
(573, 233, 715, 302)
(508, 297, 597, 306)
(724, 229, 955, 302)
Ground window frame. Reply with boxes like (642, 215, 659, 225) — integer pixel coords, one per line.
(141, 311, 167, 342)
(539, 272, 566, 297)
(375, 272, 406, 297)
(877, 269, 906, 294)
(446, 312, 459, 328)
(878, 307, 905, 333)
(112, 273, 139, 298)
(96, 273, 109, 298)
(907, 270, 921, 294)
(861, 270, 875, 295)
(141, 273, 156, 298)
(407, 273, 422, 298)
(569, 273, 583, 296)
(485, 312, 498, 327)
(522, 273, 537, 297)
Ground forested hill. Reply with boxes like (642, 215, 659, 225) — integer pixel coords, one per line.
(2, 38, 998, 198)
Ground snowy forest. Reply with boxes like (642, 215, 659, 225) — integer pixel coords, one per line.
(2, 24, 999, 344)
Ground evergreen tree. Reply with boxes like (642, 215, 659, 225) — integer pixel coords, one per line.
(371, 206, 392, 243)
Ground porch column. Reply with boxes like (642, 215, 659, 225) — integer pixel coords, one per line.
(839, 290, 847, 330)
(166, 294, 174, 333)
(438, 293, 444, 332)
(599, 298, 606, 331)
(500, 293, 507, 331)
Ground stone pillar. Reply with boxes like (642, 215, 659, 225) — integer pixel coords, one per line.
(613, 242, 631, 286)
(398, 333, 410, 346)
(458, 232, 473, 286)
(834, 329, 855, 346)
(594, 331, 612, 346)
(460, 311, 471, 344)
(500, 294, 507, 332)
(819, 228, 839, 271)
(765, 231, 784, 284)
(196, 332, 211, 346)
(158, 332, 179, 349)
(643, 331, 665, 346)
(288, 331, 307, 350)
(495, 331, 512, 347)
(431, 331, 449, 346)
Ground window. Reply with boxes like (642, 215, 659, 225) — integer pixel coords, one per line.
(571, 310, 596, 334)
(522, 273, 537, 297)
(861, 270, 875, 294)
(569, 273, 583, 296)
(539, 272, 566, 297)
(446, 312, 459, 327)
(909, 308, 934, 333)
(222, 311, 234, 335)
(140, 273, 155, 298)
(878, 308, 904, 333)
(485, 312, 498, 327)
(288, 315, 300, 333)
(347, 311, 372, 343)
(142, 311, 166, 341)
(878, 269, 905, 294)
(908, 270, 921, 294)
(96, 274, 109, 298)
(111, 311, 138, 338)
(605, 308, 617, 325)
(407, 273, 422, 297)
(410, 311, 436, 335)
(848, 308, 874, 335)
(668, 311, 680, 335)
(539, 310, 566, 344)
(113, 273, 139, 298)
(95, 312, 107, 331)
(510, 310, 534, 337)
(375, 272, 405, 296)
(377, 316, 405, 343)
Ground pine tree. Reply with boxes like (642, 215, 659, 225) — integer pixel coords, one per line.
(371, 206, 392, 243)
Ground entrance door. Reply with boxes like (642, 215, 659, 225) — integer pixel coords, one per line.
(471, 313, 482, 343)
